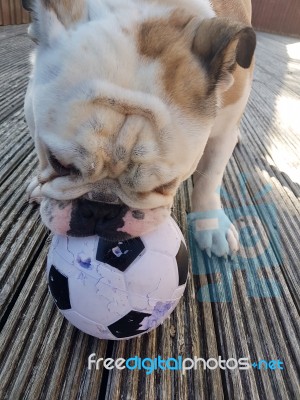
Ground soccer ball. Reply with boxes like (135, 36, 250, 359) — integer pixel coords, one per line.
(47, 217, 188, 340)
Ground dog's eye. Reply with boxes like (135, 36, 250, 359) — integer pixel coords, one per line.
(49, 153, 80, 177)
(154, 179, 178, 195)
(138, 179, 178, 198)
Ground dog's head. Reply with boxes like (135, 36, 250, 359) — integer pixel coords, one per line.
(23, 0, 255, 240)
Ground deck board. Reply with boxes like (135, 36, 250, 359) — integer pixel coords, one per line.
(0, 26, 299, 399)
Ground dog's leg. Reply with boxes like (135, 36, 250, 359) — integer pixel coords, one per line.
(190, 105, 244, 257)
(190, 58, 255, 258)
(191, 131, 239, 257)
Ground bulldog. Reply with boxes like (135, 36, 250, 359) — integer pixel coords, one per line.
(23, 0, 256, 255)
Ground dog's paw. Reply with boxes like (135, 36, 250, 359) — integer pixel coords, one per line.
(188, 209, 239, 257)
(26, 167, 56, 203)
(26, 176, 43, 203)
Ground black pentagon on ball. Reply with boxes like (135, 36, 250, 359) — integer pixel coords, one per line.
(48, 265, 71, 310)
(176, 241, 189, 286)
(108, 310, 152, 338)
(96, 237, 145, 272)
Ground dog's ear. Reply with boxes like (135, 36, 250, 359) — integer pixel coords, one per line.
(192, 17, 256, 90)
(22, 0, 34, 12)
(22, 0, 87, 45)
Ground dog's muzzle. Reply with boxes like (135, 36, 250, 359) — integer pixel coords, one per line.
(40, 196, 171, 241)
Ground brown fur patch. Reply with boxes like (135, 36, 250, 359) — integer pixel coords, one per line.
(210, 0, 252, 25)
(222, 59, 254, 107)
(138, 11, 214, 116)
(42, 0, 86, 27)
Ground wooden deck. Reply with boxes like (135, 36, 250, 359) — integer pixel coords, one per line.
(0, 25, 299, 399)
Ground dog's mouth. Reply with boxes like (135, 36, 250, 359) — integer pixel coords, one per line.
(40, 197, 171, 240)
(67, 198, 132, 240)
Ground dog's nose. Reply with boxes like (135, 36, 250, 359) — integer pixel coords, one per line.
(67, 198, 130, 239)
